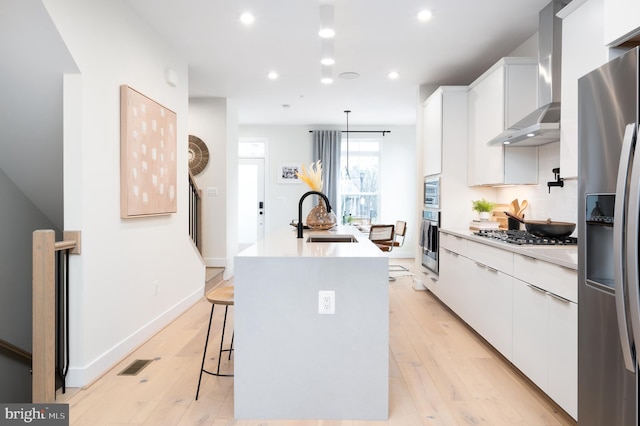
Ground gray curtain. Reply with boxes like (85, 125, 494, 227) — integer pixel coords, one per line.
(312, 130, 341, 212)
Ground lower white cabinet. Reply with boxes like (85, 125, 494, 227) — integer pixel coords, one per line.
(513, 280, 552, 389)
(512, 278, 577, 419)
(437, 247, 466, 312)
(439, 237, 513, 360)
(471, 262, 513, 360)
(547, 292, 578, 418)
(437, 231, 577, 419)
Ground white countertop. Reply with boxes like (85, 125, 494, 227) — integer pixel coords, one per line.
(441, 228, 578, 270)
(237, 225, 384, 258)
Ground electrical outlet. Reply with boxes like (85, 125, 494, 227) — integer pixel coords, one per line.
(318, 290, 335, 314)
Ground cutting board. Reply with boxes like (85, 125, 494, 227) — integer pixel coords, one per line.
(492, 204, 510, 229)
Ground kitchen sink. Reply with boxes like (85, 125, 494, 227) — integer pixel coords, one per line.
(306, 234, 358, 243)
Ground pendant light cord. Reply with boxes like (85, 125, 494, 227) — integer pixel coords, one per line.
(344, 110, 351, 179)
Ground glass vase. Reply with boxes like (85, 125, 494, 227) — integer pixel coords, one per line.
(306, 198, 337, 230)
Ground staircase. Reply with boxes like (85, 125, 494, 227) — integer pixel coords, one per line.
(205, 267, 225, 294)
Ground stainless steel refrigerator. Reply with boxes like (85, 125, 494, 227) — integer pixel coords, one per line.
(578, 47, 639, 425)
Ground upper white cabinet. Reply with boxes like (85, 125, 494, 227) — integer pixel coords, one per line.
(559, 0, 609, 178)
(423, 86, 492, 228)
(604, 0, 640, 46)
(467, 58, 539, 186)
(423, 89, 443, 176)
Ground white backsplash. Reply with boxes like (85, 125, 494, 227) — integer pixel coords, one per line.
(496, 142, 578, 233)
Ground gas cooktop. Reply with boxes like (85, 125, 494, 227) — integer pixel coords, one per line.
(473, 229, 577, 246)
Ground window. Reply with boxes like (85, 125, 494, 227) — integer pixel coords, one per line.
(338, 138, 380, 223)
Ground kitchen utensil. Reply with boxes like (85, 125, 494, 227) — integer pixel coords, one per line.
(504, 211, 576, 238)
(510, 199, 519, 215)
(518, 200, 529, 217)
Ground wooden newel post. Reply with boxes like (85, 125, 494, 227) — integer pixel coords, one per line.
(32, 230, 56, 403)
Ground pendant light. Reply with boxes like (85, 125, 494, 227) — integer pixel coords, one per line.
(318, 4, 335, 38)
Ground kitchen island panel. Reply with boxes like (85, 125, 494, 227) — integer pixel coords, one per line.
(234, 254, 388, 420)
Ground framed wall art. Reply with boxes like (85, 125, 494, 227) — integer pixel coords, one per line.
(120, 85, 177, 218)
(278, 162, 302, 183)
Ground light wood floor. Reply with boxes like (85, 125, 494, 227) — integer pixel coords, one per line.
(58, 259, 576, 425)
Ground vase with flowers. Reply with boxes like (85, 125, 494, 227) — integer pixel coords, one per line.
(296, 160, 337, 230)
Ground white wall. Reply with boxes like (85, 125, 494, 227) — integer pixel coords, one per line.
(44, 0, 204, 386)
(496, 142, 578, 235)
(189, 98, 229, 267)
(239, 124, 417, 258)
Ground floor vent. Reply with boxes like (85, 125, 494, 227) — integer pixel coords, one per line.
(118, 359, 153, 376)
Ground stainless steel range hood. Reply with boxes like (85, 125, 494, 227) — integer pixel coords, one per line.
(488, 0, 569, 147)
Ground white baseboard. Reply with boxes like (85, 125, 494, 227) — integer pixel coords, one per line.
(204, 257, 227, 268)
(65, 287, 204, 388)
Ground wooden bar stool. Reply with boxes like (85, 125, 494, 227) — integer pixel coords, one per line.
(195, 285, 234, 400)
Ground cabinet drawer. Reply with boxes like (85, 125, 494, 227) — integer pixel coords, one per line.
(467, 240, 513, 275)
(513, 254, 577, 303)
(439, 232, 467, 256)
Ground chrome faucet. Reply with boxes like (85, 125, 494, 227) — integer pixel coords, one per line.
(297, 191, 332, 238)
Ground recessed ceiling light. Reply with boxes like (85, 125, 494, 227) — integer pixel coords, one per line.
(321, 77, 334, 84)
(388, 71, 399, 80)
(240, 12, 255, 25)
(417, 9, 432, 22)
(339, 72, 360, 80)
(267, 71, 278, 80)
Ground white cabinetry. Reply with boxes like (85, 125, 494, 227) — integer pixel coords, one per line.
(604, 0, 640, 46)
(467, 58, 539, 186)
(437, 231, 578, 420)
(512, 280, 548, 388)
(512, 253, 578, 419)
(423, 90, 443, 176)
(559, 0, 609, 178)
(436, 233, 468, 310)
(438, 235, 513, 360)
(423, 86, 493, 228)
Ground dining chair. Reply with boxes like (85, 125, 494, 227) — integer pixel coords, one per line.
(377, 221, 406, 251)
(368, 224, 395, 252)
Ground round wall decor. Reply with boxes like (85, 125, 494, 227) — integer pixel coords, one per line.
(188, 135, 209, 175)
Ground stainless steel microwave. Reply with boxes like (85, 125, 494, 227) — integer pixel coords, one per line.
(424, 176, 440, 209)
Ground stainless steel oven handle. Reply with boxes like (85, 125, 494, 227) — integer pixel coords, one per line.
(613, 123, 636, 372)
(624, 123, 640, 371)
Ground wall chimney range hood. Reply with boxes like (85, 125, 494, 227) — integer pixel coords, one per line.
(488, 0, 569, 147)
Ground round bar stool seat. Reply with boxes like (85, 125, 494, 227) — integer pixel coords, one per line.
(195, 285, 234, 400)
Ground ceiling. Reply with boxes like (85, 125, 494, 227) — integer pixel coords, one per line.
(125, 0, 554, 126)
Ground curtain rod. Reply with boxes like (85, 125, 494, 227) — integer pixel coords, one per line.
(309, 130, 391, 135)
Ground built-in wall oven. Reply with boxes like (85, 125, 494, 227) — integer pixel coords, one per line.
(421, 176, 440, 274)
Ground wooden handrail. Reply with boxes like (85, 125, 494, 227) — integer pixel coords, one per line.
(32, 229, 80, 403)
(0, 338, 32, 363)
(54, 241, 76, 251)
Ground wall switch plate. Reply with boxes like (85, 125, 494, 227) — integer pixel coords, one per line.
(318, 290, 335, 314)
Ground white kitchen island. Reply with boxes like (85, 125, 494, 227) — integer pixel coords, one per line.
(234, 225, 388, 420)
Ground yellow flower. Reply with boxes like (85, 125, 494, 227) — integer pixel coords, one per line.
(296, 160, 323, 191)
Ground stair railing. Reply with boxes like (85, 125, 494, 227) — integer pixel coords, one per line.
(189, 171, 203, 253)
(32, 230, 80, 403)
(0, 337, 32, 364)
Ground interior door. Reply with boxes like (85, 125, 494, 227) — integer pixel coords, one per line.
(238, 158, 265, 250)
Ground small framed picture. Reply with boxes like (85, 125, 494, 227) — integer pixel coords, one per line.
(278, 162, 302, 183)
